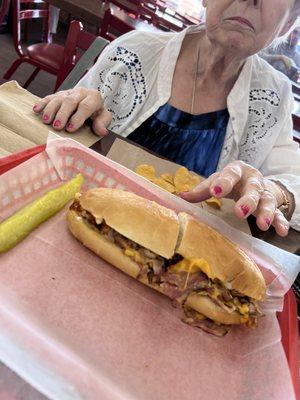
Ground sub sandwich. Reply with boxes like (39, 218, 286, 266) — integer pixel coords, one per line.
(67, 188, 266, 336)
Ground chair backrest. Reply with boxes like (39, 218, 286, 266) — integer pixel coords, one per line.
(99, 6, 135, 42)
(0, 0, 10, 26)
(12, 0, 51, 56)
(55, 20, 109, 91)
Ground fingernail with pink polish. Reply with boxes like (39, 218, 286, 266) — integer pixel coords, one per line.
(67, 123, 74, 130)
(33, 105, 38, 111)
(43, 114, 49, 121)
(265, 218, 271, 227)
(213, 186, 222, 195)
(53, 120, 61, 127)
(240, 205, 250, 216)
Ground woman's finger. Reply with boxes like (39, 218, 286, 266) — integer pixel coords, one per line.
(92, 108, 113, 136)
(234, 177, 264, 218)
(66, 96, 101, 131)
(272, 209, 290, 237)
(180, 173, 220, 203)
(254, 191, 277, 231)
(209, 163, 242, 198)
(41, 96, 66, 125)
(33, 94, 57, 114)
(52, 91, 88, 131)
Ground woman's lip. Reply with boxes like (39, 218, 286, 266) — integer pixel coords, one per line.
(226, 17, 255, 31)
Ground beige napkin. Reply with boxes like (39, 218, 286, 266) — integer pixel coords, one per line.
(0, 81, 99, 156)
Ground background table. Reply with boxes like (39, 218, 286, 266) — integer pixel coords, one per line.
(44, 0, 181, 31)
(44, 0, 104, 27)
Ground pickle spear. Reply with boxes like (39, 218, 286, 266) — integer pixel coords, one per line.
(0, 174, 84, 253)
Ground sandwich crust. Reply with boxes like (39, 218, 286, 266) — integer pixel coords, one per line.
(67, 210, 253, 325)
(176, 213, 266, 301)
(67, 210, 140, 278)
(79, 188, 179, 259)
(67, 189, 266, 328)
(185, 293, 243, 325)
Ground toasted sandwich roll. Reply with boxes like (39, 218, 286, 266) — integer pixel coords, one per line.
(67, 210, 140, 278)
(79, 188, 179, 259)
(67, 188, 266, 336)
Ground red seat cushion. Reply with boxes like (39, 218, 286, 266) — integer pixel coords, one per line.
(27, 43, 65, 71)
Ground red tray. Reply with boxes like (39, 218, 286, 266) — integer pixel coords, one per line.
(1, 146, 299, 399)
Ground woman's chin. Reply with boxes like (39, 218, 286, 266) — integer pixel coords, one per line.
(223, 31, 251, 52)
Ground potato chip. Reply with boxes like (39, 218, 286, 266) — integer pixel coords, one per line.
(135, 164, 157, 181)
(152, 178, 176, 193)
(174, 167, 201, 193)
(205, 197, 222, 209)
(160, 173, 174, 185)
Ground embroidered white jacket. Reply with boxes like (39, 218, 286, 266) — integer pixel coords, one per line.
(77, 26, 300, 230)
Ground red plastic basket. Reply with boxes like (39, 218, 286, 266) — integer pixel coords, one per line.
(0, 144, 46, 174)
(0, 145, 299, 399)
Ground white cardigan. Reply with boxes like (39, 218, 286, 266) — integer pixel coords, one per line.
(77, 25, 300, 230)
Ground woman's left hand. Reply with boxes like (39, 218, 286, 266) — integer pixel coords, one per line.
(180, 161, 290, 237)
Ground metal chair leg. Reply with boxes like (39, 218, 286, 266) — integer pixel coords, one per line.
(23, 67, 40, 88)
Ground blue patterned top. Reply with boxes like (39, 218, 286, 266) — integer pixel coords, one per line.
(128, 103, 229, 178)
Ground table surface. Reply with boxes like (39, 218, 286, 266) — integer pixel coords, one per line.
(45, 0, 104, 26)
(91, 132, 300, 255)
(44, 0, 183, 31)
(108, 4, 162, 33)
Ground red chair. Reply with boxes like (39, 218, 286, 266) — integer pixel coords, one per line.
(55, 20, 108, 91)
(104, 0, 141, 18)
(143, 0, 164, 12)
(2, 0, 64, 88)
(138, 4, 159, 25)
(99, 5, 135, 42)
(104, 1, 164, 30)
(0, 0, 10, 26)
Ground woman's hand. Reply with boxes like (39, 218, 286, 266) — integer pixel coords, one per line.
(33, 87, 112, 136)
(180, 161, 291, 237)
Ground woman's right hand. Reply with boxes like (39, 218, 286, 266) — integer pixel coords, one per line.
(32, 87, 112, 136)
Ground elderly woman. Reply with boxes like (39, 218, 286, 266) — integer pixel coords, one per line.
(33, 0, 300, 236)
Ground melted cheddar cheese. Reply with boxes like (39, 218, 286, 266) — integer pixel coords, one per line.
(170, 258, 215, 279)
(238, 304, 249, 315)
(124, 249, 144, 264)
